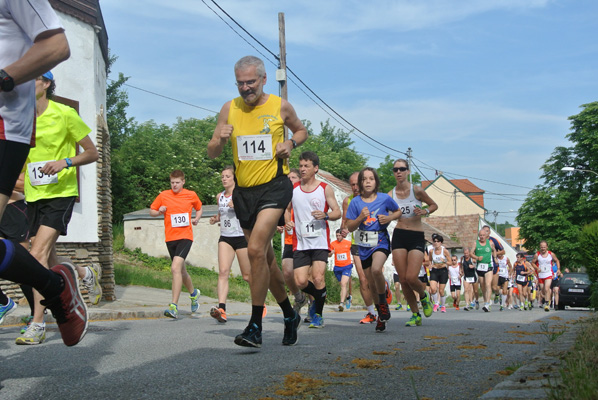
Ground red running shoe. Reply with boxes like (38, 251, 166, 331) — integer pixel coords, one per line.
(385, 281, 393, 305)
(42, 262, 89, 346)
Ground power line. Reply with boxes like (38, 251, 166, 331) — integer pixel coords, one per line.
(204, 0, 409, 159)
(118, 81, 219, 114)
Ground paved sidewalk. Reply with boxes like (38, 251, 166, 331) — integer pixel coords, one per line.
(2, 285, 255, 325)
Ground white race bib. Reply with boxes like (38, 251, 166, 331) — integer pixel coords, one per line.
(28, 161, 58, 186)
(499, 266, 508, 276)
(465, 277, 475, 283)
(336, 253, 348, 262)
(451, 277, 461, 285)
(477, 263, 489, 272)
(356, 230, 379, 248)
(516, 275, 526, 283)
(221, 218, 236, 234)
(237, 135, 272, 161)
(171, 213, 190, 228)
(296, 220, 325, 238)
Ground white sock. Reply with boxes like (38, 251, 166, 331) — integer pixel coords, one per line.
(367, 305, 375, 315)
(441, 296, 446, 306)
(502, 295, 507, 305)
(31, 322, 45, 329)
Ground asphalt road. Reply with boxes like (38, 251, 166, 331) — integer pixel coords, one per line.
(0, 306, 590, 400)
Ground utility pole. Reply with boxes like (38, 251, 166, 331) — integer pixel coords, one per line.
(277, 12, 288, 138)
(493, 211, 498, 231)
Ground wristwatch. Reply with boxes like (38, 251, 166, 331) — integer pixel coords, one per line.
(290, 138, 297, 149)
(0, 69, 15, 92)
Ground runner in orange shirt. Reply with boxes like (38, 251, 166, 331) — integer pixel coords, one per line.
(330, 229, 353, 312)
(150, 170, 202, 318)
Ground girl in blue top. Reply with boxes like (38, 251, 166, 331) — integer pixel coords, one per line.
(346, 167, 401, 333)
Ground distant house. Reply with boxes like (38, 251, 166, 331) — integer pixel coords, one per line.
(505, 227, 526, 250)
(422, 175, 486, 218)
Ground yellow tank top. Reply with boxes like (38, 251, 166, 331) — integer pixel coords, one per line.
(228, 94, 288, 187)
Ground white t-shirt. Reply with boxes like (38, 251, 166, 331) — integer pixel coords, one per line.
(291, 181, 330, 251)
(537, 252, 553, 279)
(217, 191, 243, 237)
(0, 0, 63, 145)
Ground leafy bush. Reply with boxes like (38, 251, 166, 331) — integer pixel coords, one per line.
(579, 220, 598, 283)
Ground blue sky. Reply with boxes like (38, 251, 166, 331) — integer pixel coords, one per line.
(100, 0, 597, 224)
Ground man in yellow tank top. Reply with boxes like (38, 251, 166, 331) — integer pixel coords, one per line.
(208, 56, 308, 348)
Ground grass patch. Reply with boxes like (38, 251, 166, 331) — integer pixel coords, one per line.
(540, 322, 568, 342)
(548, 316, 598, 400)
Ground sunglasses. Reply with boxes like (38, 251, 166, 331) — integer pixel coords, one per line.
(393, 167, 408, 172)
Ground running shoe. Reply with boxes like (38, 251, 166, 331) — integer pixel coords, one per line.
(189, 289, 200, 313)
(210, 306, 227, 323)
(0, 297, 17, 325)
(338, 303, 344, 312)
(16, 323, 46, 345)
(463, 306, 469, 311)
(519, 306, 524, 311)
(42, 262, 89, 346)
(263, 304, 268, 318)
(395, 303, 403, 311)
(359, 312, 376, 324)
(513, 304, 519, 309)
(309, 313, 324, 328)
(421, 293, 433, 318)
(406, 305, 411, 312)
(433, 304, 439, 313)
(282, 310, 301, 346)
(234, 323, 262, 348)
(293, 292, 308, 314)
(164, 303, 178, 319)
(475, 300, 480, 310)
(500, 306, 504, 311)
(455, 305, 460, 311)
(82, 264, 102, 305)
(470, 301, 475, 309)
(385, 281, 393, 305)
(346, 295, 352, 310)
(308, 301, 316, 321)
(375, 316, 386, 332)
(304, 316, 312, 323)
(544, 305, 550, 312)
(20, 315, 33, 334)
(378, 303, 391, 321)
(494, 294, 500, 304)
(440, 306, 446, 313)
(405, 313, 422, 327)
(482, 304, 490, 312)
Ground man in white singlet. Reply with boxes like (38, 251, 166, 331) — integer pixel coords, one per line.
(286, 151, 341, 328)
(531, 240, 560, 312)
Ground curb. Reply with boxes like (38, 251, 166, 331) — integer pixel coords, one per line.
(479, 320, 579, 399)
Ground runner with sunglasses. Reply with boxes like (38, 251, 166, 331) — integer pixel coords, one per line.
(389, 159, 438, 326)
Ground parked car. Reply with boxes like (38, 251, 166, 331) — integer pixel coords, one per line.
(557, 272, 593, 310)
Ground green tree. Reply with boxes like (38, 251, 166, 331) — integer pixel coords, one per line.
(517, 102, 598, 268)
(106, 52, 135, 150)
(377, 155, 422, 193)
(290, 120, 366, 180)
(111, 116, 223, 223)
